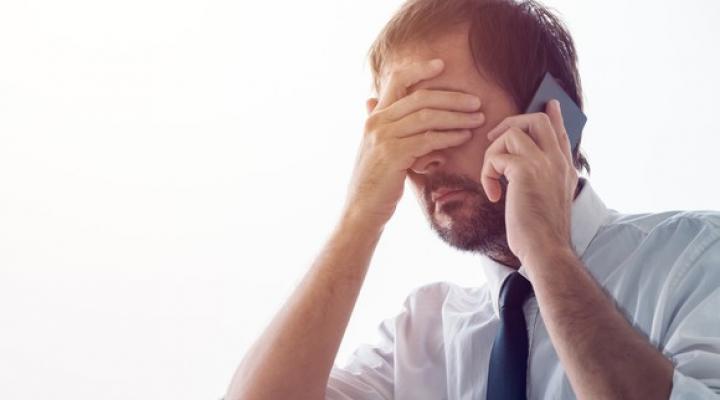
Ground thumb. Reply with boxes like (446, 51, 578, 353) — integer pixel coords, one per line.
(366, 97, 379, 115)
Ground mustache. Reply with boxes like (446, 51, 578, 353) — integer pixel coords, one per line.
(424, 177, 508, 204)
(425, 181, 482, 201)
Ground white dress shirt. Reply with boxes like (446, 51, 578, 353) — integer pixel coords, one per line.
(326, 178, 720, 399)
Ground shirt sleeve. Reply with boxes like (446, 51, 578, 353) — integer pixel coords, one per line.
(662, 229, 720, 398)
(324, 282, 451, 399)
(324, 310, 398, 400)
(670, 368, 720, 399)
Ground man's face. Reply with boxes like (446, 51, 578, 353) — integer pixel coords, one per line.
(381, 27, 520, 256)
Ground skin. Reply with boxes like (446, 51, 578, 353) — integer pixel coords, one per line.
(225, 25, 674, 400)
(381, 29, 524, 267)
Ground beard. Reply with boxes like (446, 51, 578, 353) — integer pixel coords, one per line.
(420, 171, 515, 261)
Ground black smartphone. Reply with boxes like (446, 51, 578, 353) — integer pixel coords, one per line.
(524, 72, 586, 153)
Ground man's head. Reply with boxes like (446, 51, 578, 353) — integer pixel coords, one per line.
(367, 0, 585, 261)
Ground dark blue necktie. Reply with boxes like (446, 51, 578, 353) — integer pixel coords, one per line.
(486, 272, 534, 400)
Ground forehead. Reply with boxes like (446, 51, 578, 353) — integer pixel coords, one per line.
(379, 27, 492, 96)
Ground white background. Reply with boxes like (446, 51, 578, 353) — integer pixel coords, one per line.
(1, 0, 720, 399)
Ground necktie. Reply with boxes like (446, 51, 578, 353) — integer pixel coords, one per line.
(486, 271, 534, 400)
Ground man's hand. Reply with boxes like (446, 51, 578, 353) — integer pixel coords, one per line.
(481, 100, 675, 400)
(344, 58, 486, 228)
(480, 99, 579, 265)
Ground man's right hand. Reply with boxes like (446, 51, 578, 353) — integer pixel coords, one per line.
(343, 58, 486, 228)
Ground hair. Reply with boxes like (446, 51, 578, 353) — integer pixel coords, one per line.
(367, 0, 590, 174)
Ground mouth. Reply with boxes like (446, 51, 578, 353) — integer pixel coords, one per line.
(432, 189, 468, 208)
(431, 188, 466, 202)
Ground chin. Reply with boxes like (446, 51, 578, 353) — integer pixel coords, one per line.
(425, 190, 508, 254)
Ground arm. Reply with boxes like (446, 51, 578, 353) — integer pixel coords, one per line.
(525, 247, 673, 399)
(225, 211, 384, 400)
(225, 57, 486, 400)
(481, 101, 718, 399)
(526, 229, 720, 399)
(482, 101, 669, 399)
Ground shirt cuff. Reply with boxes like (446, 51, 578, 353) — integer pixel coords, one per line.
(669, 367, 720, 399)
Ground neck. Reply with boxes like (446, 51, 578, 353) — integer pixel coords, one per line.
(489, 250, 521, 269)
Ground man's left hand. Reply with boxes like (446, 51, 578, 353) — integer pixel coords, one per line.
(481, 99, 579, 265)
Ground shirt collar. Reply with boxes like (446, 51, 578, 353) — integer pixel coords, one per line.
(479, 177, 611, 316)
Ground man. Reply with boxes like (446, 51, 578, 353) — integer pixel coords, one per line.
(225, 0, 720, 399)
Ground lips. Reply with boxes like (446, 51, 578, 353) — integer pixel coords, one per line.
(431, 187, 466, 202)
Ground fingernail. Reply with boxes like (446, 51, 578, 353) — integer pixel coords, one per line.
(430, 58, 443, 69)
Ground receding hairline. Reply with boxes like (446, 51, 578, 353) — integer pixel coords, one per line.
(372, 23, 484, 95)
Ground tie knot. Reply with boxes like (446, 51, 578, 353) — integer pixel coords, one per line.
(499, 272, 533, 310)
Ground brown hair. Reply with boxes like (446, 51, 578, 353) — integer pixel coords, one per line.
(367, 0, 590, 174)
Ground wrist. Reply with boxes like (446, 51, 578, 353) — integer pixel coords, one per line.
(523, 243, 577, 277)
(339, 207, 386, 236)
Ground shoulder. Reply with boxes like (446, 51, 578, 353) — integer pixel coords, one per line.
(588, 209, 720, 291)
(598, 209, 720, 249)
(598, 209, 720, 298)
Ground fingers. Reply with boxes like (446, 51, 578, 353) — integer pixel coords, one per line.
(379, 89, 482, 122)
(481, 127, 542, 202)
(388, 108, 486, 138)
(367, 58, 485, 140)
(485, 126, 542, 161)
(486, 111, 560, 154)
(398, 129, 474, 162)
(545, 99, 573, 166)
(477, 100, 577, 203)
(481, 153, 523, 202)
(375, 58, 445, 110)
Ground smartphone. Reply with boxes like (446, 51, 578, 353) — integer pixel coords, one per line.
(524, 72, 586, 153)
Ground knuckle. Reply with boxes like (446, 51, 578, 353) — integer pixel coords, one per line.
(364, 112, 389, 135)
(364, 115, 378, 132)
(537, 112, 552, 129)
(363, 120, 382, 139)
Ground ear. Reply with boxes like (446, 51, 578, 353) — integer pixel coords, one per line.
(366, 97, 379, 115)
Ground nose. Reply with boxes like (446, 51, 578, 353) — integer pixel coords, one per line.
(409, 150, 446, 175)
